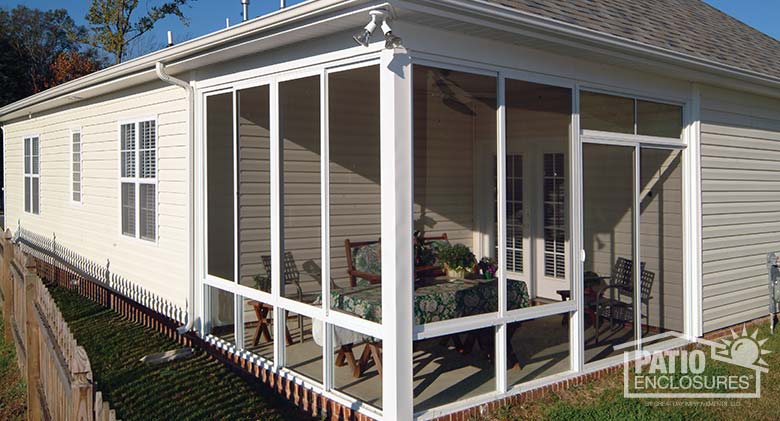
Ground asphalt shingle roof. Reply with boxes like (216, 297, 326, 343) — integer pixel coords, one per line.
(485, 0, 780, 79)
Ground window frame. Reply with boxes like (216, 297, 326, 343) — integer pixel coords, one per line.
(117, 117, 158, 243)
(70, 129, 83, 204)
(579, 87, 686, 145)
(23, 135, 41, 215)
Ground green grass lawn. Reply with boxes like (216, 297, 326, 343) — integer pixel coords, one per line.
(483, 322, 780, 421)
(0, 310, 26, 421)
(48, 284, 313, 421)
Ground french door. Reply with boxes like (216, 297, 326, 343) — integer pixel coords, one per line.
(503, 150, 569, 301)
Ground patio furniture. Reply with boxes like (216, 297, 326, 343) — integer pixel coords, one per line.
(594, 262, 655, 344)
(328, 277, 529, 325)
(556, 284, 598, 326)
(261, 252, 308, 341)
(310, 321, 379, 378)
(344, 234, 450, 287)
(248, 300, 294, 346)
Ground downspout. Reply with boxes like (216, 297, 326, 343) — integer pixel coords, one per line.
(155, 62, 196, 334)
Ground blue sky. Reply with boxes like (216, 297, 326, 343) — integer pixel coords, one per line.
(1, 0, 778, 58)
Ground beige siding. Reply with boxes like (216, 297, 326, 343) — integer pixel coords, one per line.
(3, 82, 189, 310)
(700, 85, 780, 332)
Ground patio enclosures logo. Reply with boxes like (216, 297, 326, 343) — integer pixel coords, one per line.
(618, 328, 770, 398)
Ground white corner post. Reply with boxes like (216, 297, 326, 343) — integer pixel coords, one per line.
(685, 83, 703, 339)
(380, 47, 414, 421)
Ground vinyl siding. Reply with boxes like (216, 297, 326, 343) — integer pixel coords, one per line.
(3, 82, 189, 310)
(700, 85, 780, 332)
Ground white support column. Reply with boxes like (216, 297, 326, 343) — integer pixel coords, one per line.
(495, 75, 508, 392)
(270, 80, 285, 368)
(633, 144, 642, 347)
(380, 47, 414, 421)
(320, 70, 334, 390)
(570, 85, 584, 372)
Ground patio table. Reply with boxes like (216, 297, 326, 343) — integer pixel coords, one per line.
(329, 277, 530, 324)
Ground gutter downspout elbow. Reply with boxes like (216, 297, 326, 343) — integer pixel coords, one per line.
(155, 62, 196, 335)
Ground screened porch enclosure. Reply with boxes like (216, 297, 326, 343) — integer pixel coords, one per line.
(199, 51, 689, 417)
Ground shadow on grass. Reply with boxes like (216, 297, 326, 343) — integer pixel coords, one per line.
(48, 284, 314, 421)
(0, 310, 26, 421)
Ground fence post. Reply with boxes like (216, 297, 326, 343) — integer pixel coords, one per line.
(71, 346, 93, 421)
(25, 260, 42, 421)
(2, 230, 13, 343)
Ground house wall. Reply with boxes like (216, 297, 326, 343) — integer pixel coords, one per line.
(700, 85, 780, 332)
(2, 82, 189, 310)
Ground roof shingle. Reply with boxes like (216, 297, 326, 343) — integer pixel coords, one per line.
(485, 0, 780, 79)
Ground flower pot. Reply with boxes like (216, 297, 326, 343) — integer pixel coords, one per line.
(447, 268, 466, 279)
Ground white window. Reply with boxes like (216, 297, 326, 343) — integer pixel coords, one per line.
(71, 131, 82, 202)
(23, 136, 40, 214)
(119, 119, 156, 241)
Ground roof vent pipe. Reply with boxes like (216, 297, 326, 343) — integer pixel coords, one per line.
(280, 0, 286, 8)
(241, 0, 249, 21)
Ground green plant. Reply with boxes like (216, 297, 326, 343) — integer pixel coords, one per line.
(438, 243, 476, 272)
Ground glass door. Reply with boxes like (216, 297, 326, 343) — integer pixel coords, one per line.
(581, 143, 637, 364)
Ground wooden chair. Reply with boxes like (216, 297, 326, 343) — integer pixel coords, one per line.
(344, 233, 449, 287)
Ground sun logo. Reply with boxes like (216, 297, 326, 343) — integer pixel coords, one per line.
(715, 326, 771, 371)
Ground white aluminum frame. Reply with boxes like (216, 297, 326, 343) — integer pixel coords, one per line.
(191, 33, 701, 421)
(579, 85, 689, 367)
(198, 53, 387, 419)
(117, 116, 159, 244)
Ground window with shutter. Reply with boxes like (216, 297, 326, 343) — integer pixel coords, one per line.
(506, 154, 524, 273)
(119, 119, 156, 241)
(72, 131, 82, 202)
(23, 136, 40, 214)
(543, 153, 565, 279)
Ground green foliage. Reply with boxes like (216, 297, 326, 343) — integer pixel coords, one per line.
(48, 285, 310, 420)
(0, 6, 100, 106)
(86, 0, 196, 64)
(438, 243, 476, 272)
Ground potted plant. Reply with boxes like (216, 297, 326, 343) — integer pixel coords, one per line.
(438, 243, 476, 279)
(478, 257, 498, 280)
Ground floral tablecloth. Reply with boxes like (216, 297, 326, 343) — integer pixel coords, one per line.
(329, 278, 530, 324)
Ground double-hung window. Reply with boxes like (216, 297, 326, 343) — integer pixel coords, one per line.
(23, 136, 40, 214)
(120, 119, 157, 241)
(71, 130, 82, 202)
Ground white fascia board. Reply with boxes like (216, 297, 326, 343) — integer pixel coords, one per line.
(0, 0, 387, 123)
(396, 0, 780, 97)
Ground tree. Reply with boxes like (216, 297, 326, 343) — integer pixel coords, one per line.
(46, 51, 104, 90)
(0, 6, 102, 107)
(0, 6, 90, 94)
(86, 0, 195, 64)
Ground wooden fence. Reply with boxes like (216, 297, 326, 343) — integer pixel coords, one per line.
(0, 230, 120, 420)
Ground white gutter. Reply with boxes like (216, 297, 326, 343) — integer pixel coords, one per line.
(155, 62, 196, 334)
(0, 0, 370, 122)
